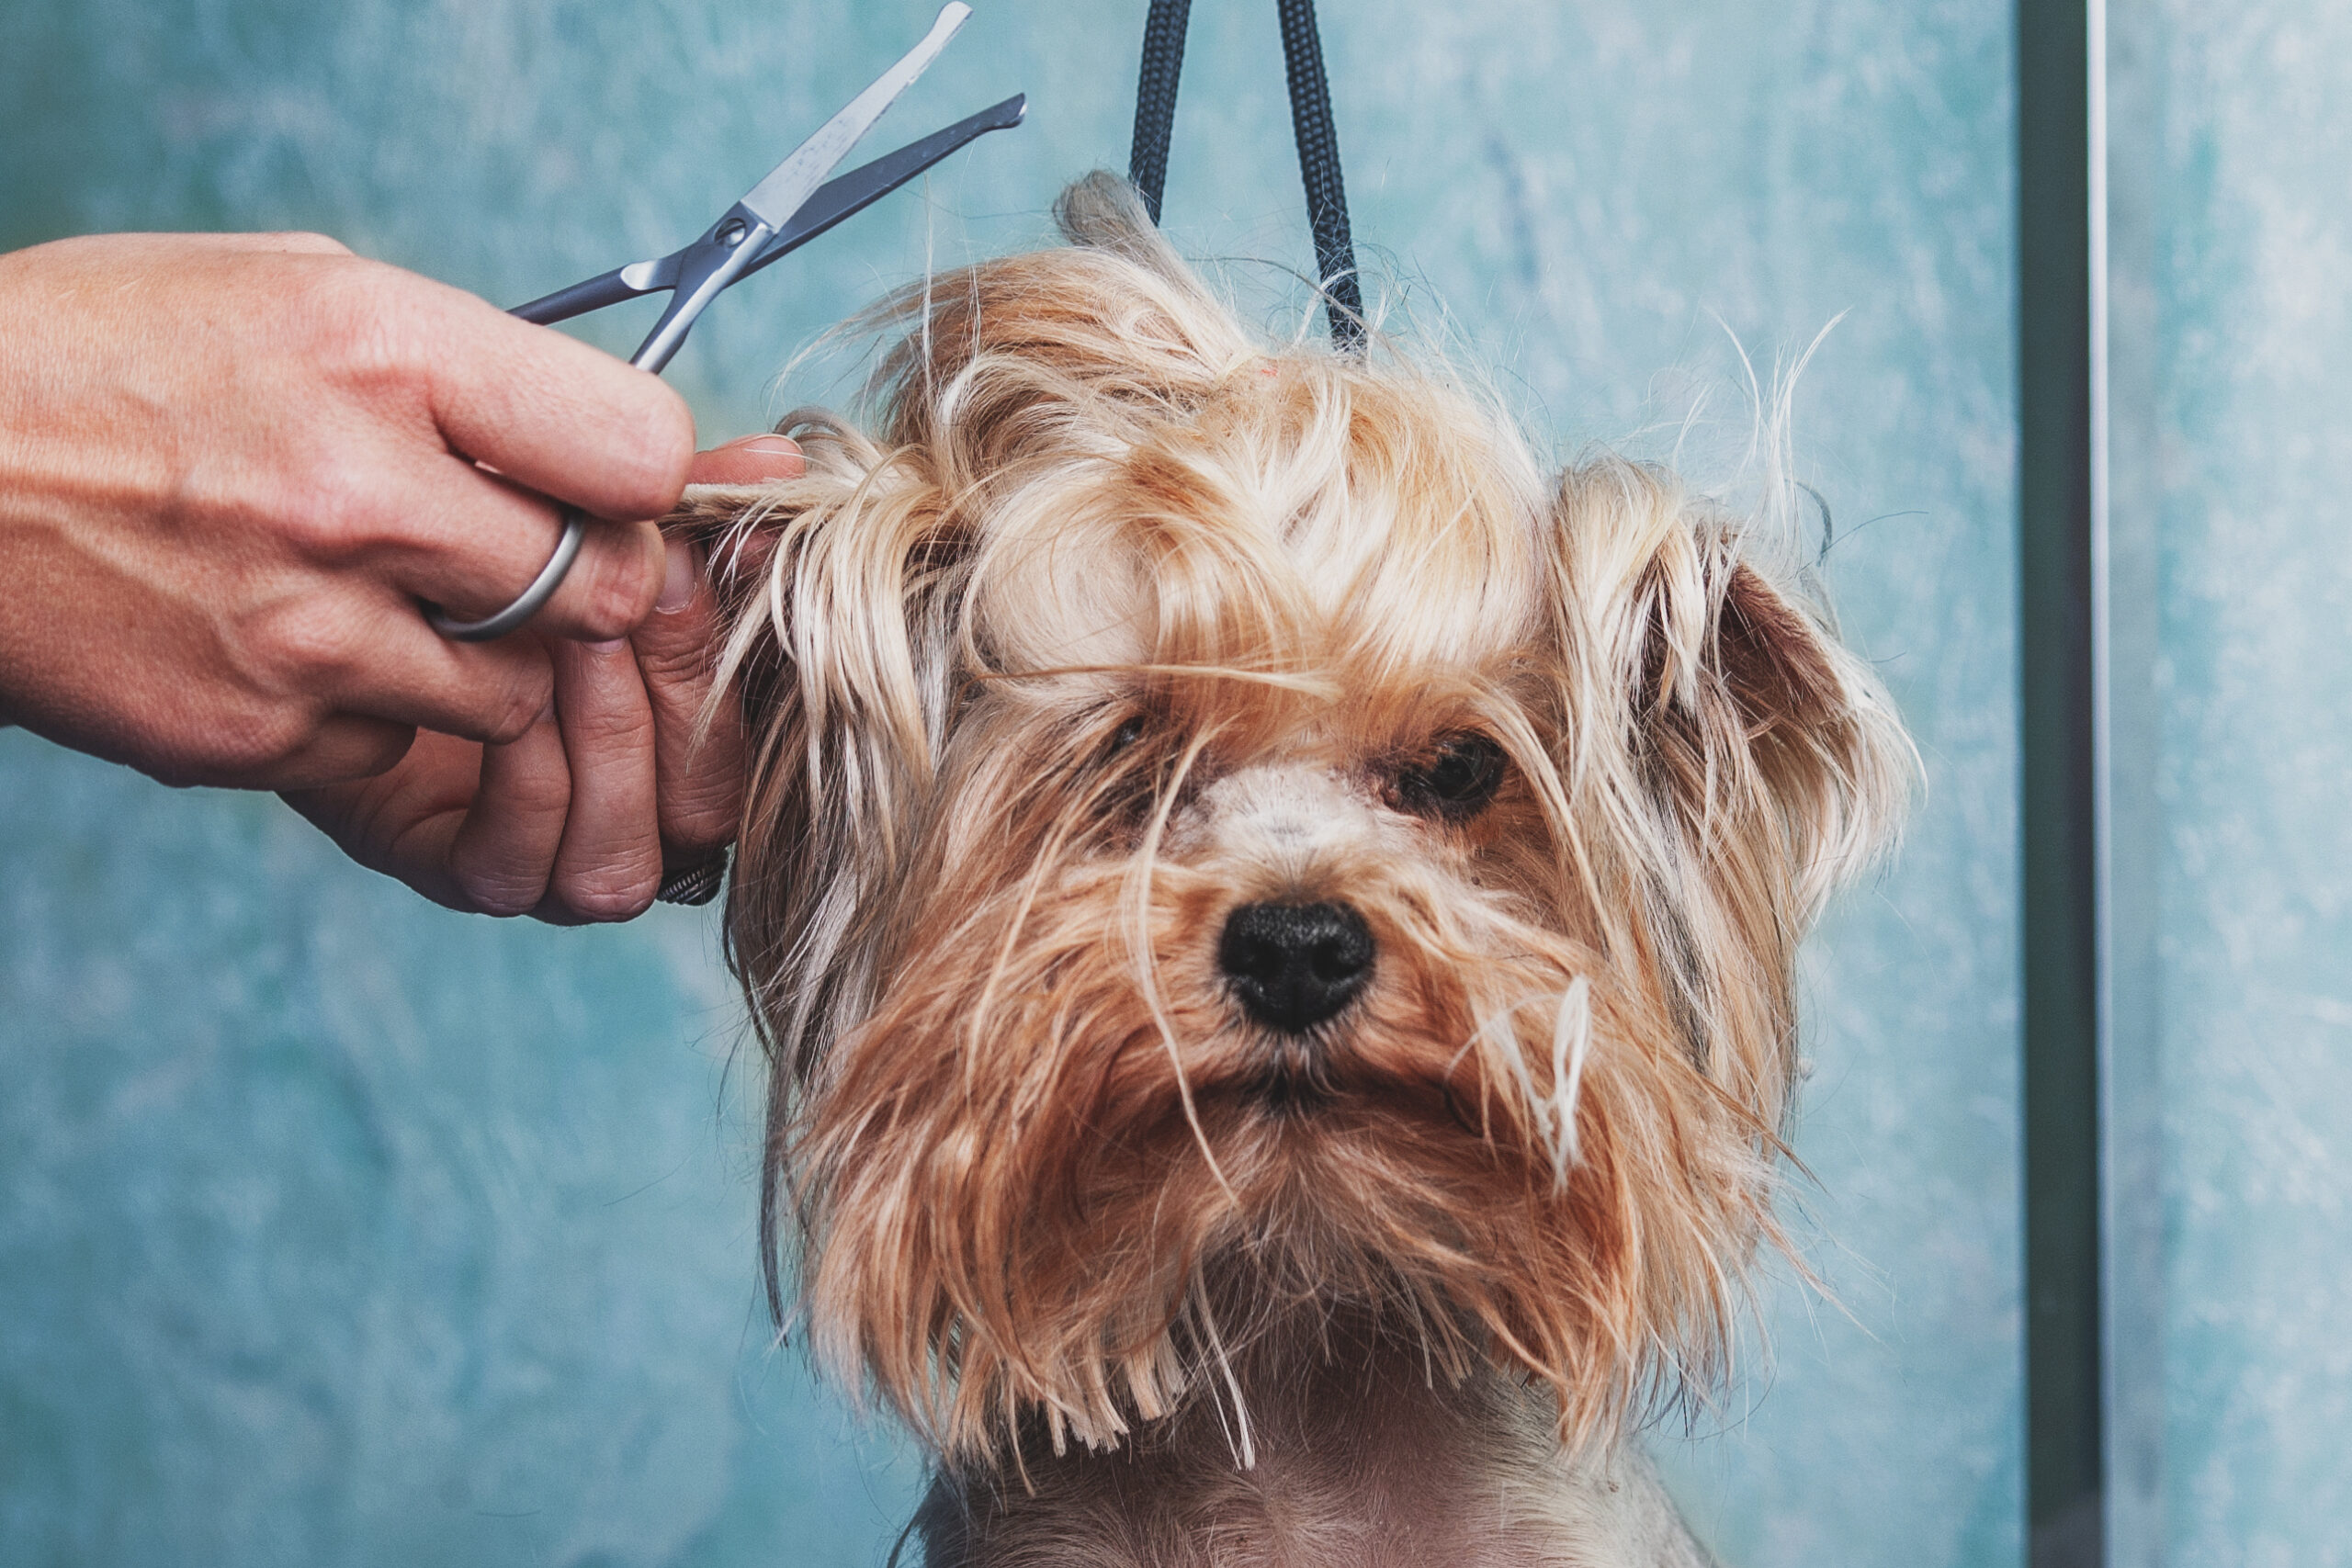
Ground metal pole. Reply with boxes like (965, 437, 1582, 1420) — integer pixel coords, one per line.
(2018, 0, 2109, 1562)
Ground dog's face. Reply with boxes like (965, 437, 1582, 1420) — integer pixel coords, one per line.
(686, 175, 1910, 1464)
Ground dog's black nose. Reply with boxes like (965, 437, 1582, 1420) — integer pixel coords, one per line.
(1218, 901, 1375, 1032)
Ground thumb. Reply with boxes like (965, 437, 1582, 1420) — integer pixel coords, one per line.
(686, 433, 805, 488)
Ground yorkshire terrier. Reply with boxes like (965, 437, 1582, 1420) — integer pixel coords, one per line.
(672, 172, 1912, 1567)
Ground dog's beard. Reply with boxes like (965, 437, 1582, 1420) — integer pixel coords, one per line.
(783, 750, 1775, 1465)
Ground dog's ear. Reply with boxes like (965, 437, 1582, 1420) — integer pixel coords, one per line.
(673, 427, 979, 1329)
(670, 420, 970, 1086)
(1052, 169, 1189, 276)
(1707, 558, 1895, 893)
(1542, 458, 1911, 1097)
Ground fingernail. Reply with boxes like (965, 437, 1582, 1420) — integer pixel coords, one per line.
(728, 434, 798, 456)
(586, 637, 629, 654)
(656, 536, 697, 614)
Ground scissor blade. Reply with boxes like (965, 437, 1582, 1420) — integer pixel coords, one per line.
(737, 2, 971, 232)
(739, 93, 1024, 283)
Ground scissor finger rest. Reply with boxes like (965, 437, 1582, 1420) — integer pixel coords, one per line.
(424, 512, 588, 642)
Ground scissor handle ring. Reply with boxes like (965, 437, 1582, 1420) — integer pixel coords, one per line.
(425, 510, 587, 642)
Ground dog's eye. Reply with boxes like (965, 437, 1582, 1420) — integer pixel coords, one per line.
(1390, 735, 1507, 820)
(1104, 716, 1145, 759)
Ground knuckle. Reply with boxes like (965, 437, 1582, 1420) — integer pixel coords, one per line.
(571, 532, 663, 638)
(453, 868, 544, 919)
(451, 822, 566, 916)
(204, 705, 318, 780)
(275, 452, 385, 559)
(559, 680, 660, 756)
(502, 769, 575, 820)
(293, 260, 431, 398)
(481, 673, 554, 746)
(343, 725, 418, 781)
(558, 867, 659, 923)
(249, 596, 364, 683)
(632, 633, 714, 690)
(481, 700, 541, 748)
(565, 721, 657, 781)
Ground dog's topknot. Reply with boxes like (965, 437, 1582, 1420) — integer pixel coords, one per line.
(670, 174, 1913, 1465)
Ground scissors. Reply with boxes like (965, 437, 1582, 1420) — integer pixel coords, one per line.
(428, 1, 1023, 641)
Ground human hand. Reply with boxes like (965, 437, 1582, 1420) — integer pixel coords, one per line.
(278, 435, 801, 921)
(0, 231, 694, 789)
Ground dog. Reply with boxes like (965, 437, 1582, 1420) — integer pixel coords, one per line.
(670, 171, 1912, 1567)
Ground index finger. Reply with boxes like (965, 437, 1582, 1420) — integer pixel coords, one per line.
(409, 276, 697, 525)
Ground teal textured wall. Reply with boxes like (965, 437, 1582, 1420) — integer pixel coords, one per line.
(0, 2, 2024, 1562)
(2105, 5, 2352, 1562)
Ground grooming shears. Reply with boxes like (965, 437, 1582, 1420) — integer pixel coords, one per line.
(428, 1, 1023, 640)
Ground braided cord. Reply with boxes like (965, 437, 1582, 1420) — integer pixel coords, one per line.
(1127, 0, 1193, 224)
(1275, 0, 1364, 351)
(1127, 0, 1363, 352)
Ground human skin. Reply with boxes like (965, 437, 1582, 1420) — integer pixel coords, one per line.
(282, 434, 803, 923)
(0, 230, 795, 920)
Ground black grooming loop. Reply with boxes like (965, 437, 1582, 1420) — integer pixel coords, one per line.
(1126, 0, 1367, 354)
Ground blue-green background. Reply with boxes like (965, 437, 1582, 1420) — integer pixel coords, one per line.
(0, 0, 2338, 1562)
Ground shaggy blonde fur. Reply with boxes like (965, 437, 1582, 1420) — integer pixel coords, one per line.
(669, 172, 1912, 1566)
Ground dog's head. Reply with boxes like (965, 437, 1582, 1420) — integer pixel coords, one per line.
(677, 173, 1911, 1463)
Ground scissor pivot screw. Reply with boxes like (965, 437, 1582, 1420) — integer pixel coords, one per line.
(715, 218, 750, 247)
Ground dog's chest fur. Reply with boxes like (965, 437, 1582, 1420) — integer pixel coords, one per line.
(916, 1323, 1713, 1568)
